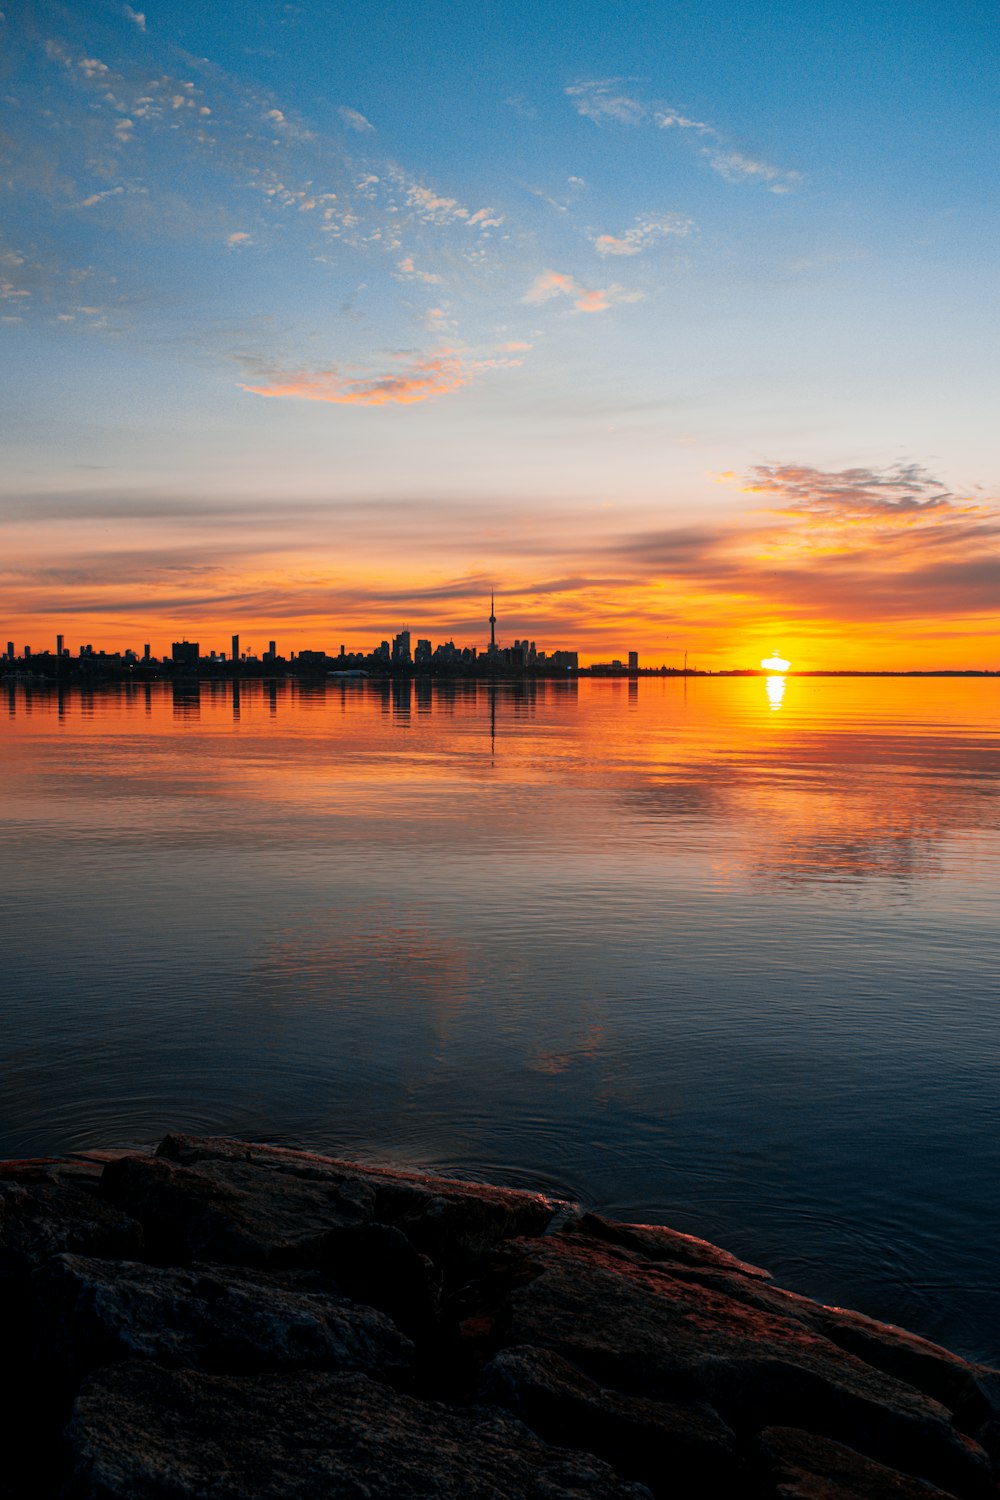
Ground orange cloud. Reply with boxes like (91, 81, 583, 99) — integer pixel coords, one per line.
(240, 353, 468, 407)
(522, 269, 642, 314)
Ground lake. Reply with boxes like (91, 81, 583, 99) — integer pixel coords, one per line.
(2, 673, 998, 1362)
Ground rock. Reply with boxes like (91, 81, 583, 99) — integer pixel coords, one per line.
(98, 1153, 372, 1267)
(756, 1425, 953, 1497)
(0, 1162, 143, 1277)
(33, 1253, 414, 1380)
(494, 1230, 997, 1499)
(570, 1210, 772, 1281)
(481, 1343, 737, 1495)
(2, 1135, 998, 1500)
(155, 1134, 561, 1271)
(64, 1363, 654, 1499)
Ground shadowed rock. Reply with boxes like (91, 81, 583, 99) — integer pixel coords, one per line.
(0, 1134, 996, 1500)
(756, 1425, 954, 1497)
(33, 1253, 414, 1380)
(481, 1343, 738, 1495)
(64, 1364, 654, 1499)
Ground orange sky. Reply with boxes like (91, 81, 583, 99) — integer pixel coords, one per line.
(4, 462, 998, 670)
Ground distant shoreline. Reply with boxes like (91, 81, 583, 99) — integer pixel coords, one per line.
(2, 666, 998, 685)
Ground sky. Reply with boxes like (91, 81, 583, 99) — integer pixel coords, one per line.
(1, 0, 998, 668)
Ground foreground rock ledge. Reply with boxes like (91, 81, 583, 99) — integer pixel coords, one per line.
(1, 1136, 997, 1499)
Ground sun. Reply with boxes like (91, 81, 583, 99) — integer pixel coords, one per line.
(761, 652, 791, 673)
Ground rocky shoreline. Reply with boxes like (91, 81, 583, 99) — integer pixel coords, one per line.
(1, 1134, 997, 1498)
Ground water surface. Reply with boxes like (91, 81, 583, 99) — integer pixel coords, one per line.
(2, 674, 998, 1361)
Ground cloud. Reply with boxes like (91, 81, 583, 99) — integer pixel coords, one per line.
(75, 186, 126, 209)
(565, 79, 647, 125)
(227, 231, 252, 247)
(338, 106, 374, 133)
(702, 148, 802, 194)
(504, 95, 536, 120)
(396, 254, 443, 284)
(522, 269, 643, 314)
(742, 463, 958, 517)
(239, 352, 471, 406)
(593, 214, 692, 257)
(123, 5, 146, 30)
(567, 80, 801, 192)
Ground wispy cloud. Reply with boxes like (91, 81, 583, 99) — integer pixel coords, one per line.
(240, 353, 469, 406)
(504, 94, 536, 120)
(567, 80, 802, 193)
(593, 214, 692, 257)
(523, 269, 643, 314)
(742, 462, 958, 517)
(123, 6, 145, 31)
(565, 79, 647, 125)
(238, 344, 524, 407)
(338, 106, 374, 133)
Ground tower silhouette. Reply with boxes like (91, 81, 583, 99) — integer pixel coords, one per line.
(489, 591, 496, 648)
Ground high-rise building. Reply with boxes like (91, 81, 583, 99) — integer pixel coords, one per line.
(5, 642, 13, 660)
(171, 640, 200, 668)
(628, 651, 638, 673)
(56, 634, 64, 656)
(231, 634, 240, 664)
(267, 640, 276, 660)
(414, 638, 432, 666)
(392, 630, 411, 665)
(143, 644, 151, 662)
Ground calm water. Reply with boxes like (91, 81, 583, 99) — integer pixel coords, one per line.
(2, 674, 998, 1362)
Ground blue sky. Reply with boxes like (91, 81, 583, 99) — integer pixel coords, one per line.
(2, 0, 998, 664)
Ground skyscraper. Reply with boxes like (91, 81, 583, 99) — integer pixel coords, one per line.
(231, 634, 239, 664)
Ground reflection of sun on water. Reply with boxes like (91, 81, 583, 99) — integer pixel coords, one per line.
(765, 674, 787, 710)
(762, 651, 790, 711)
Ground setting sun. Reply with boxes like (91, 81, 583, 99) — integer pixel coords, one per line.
(761, 653, 791, 673)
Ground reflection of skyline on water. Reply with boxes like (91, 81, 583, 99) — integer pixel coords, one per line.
(3, 676, 1000, 1364)
(7, 675, 1000, 892)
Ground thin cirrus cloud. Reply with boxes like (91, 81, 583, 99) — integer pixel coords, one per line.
(522, 269, 643, 313)
(337, 106, 374, 132)
(566, 79, 802, 194)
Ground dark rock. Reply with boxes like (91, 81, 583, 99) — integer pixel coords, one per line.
(481, 1343, 737, 1496)
(99, 1153, 372, 1267)
(64, 1363, 654, 1499)
(3, 1135, 998, 1500)
(33, 1253, 413, 1379)
(568, 1210, 772, 1281)
(0, 1162, 143, 1277)
(756, 1425, 953, 1497)
(155, 1133, 560, 1271)
(495, 1230, 996, 1498)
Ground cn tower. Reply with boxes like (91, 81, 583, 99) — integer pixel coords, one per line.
(489, 591, 496, 648)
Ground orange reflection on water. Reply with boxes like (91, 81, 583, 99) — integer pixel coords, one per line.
(4, 675, 1000, 895)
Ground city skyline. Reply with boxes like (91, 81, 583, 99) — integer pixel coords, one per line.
(1, 1, 998, 668)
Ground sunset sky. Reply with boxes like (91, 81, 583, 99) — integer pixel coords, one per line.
(2, 0, 998, 667)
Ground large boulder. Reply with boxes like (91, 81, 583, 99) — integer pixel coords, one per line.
(492, 1228, 997, 1499)
(33, 1253, 414, 1380)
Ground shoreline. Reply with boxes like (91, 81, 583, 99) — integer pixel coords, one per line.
(2, 1133, 997, 1498)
